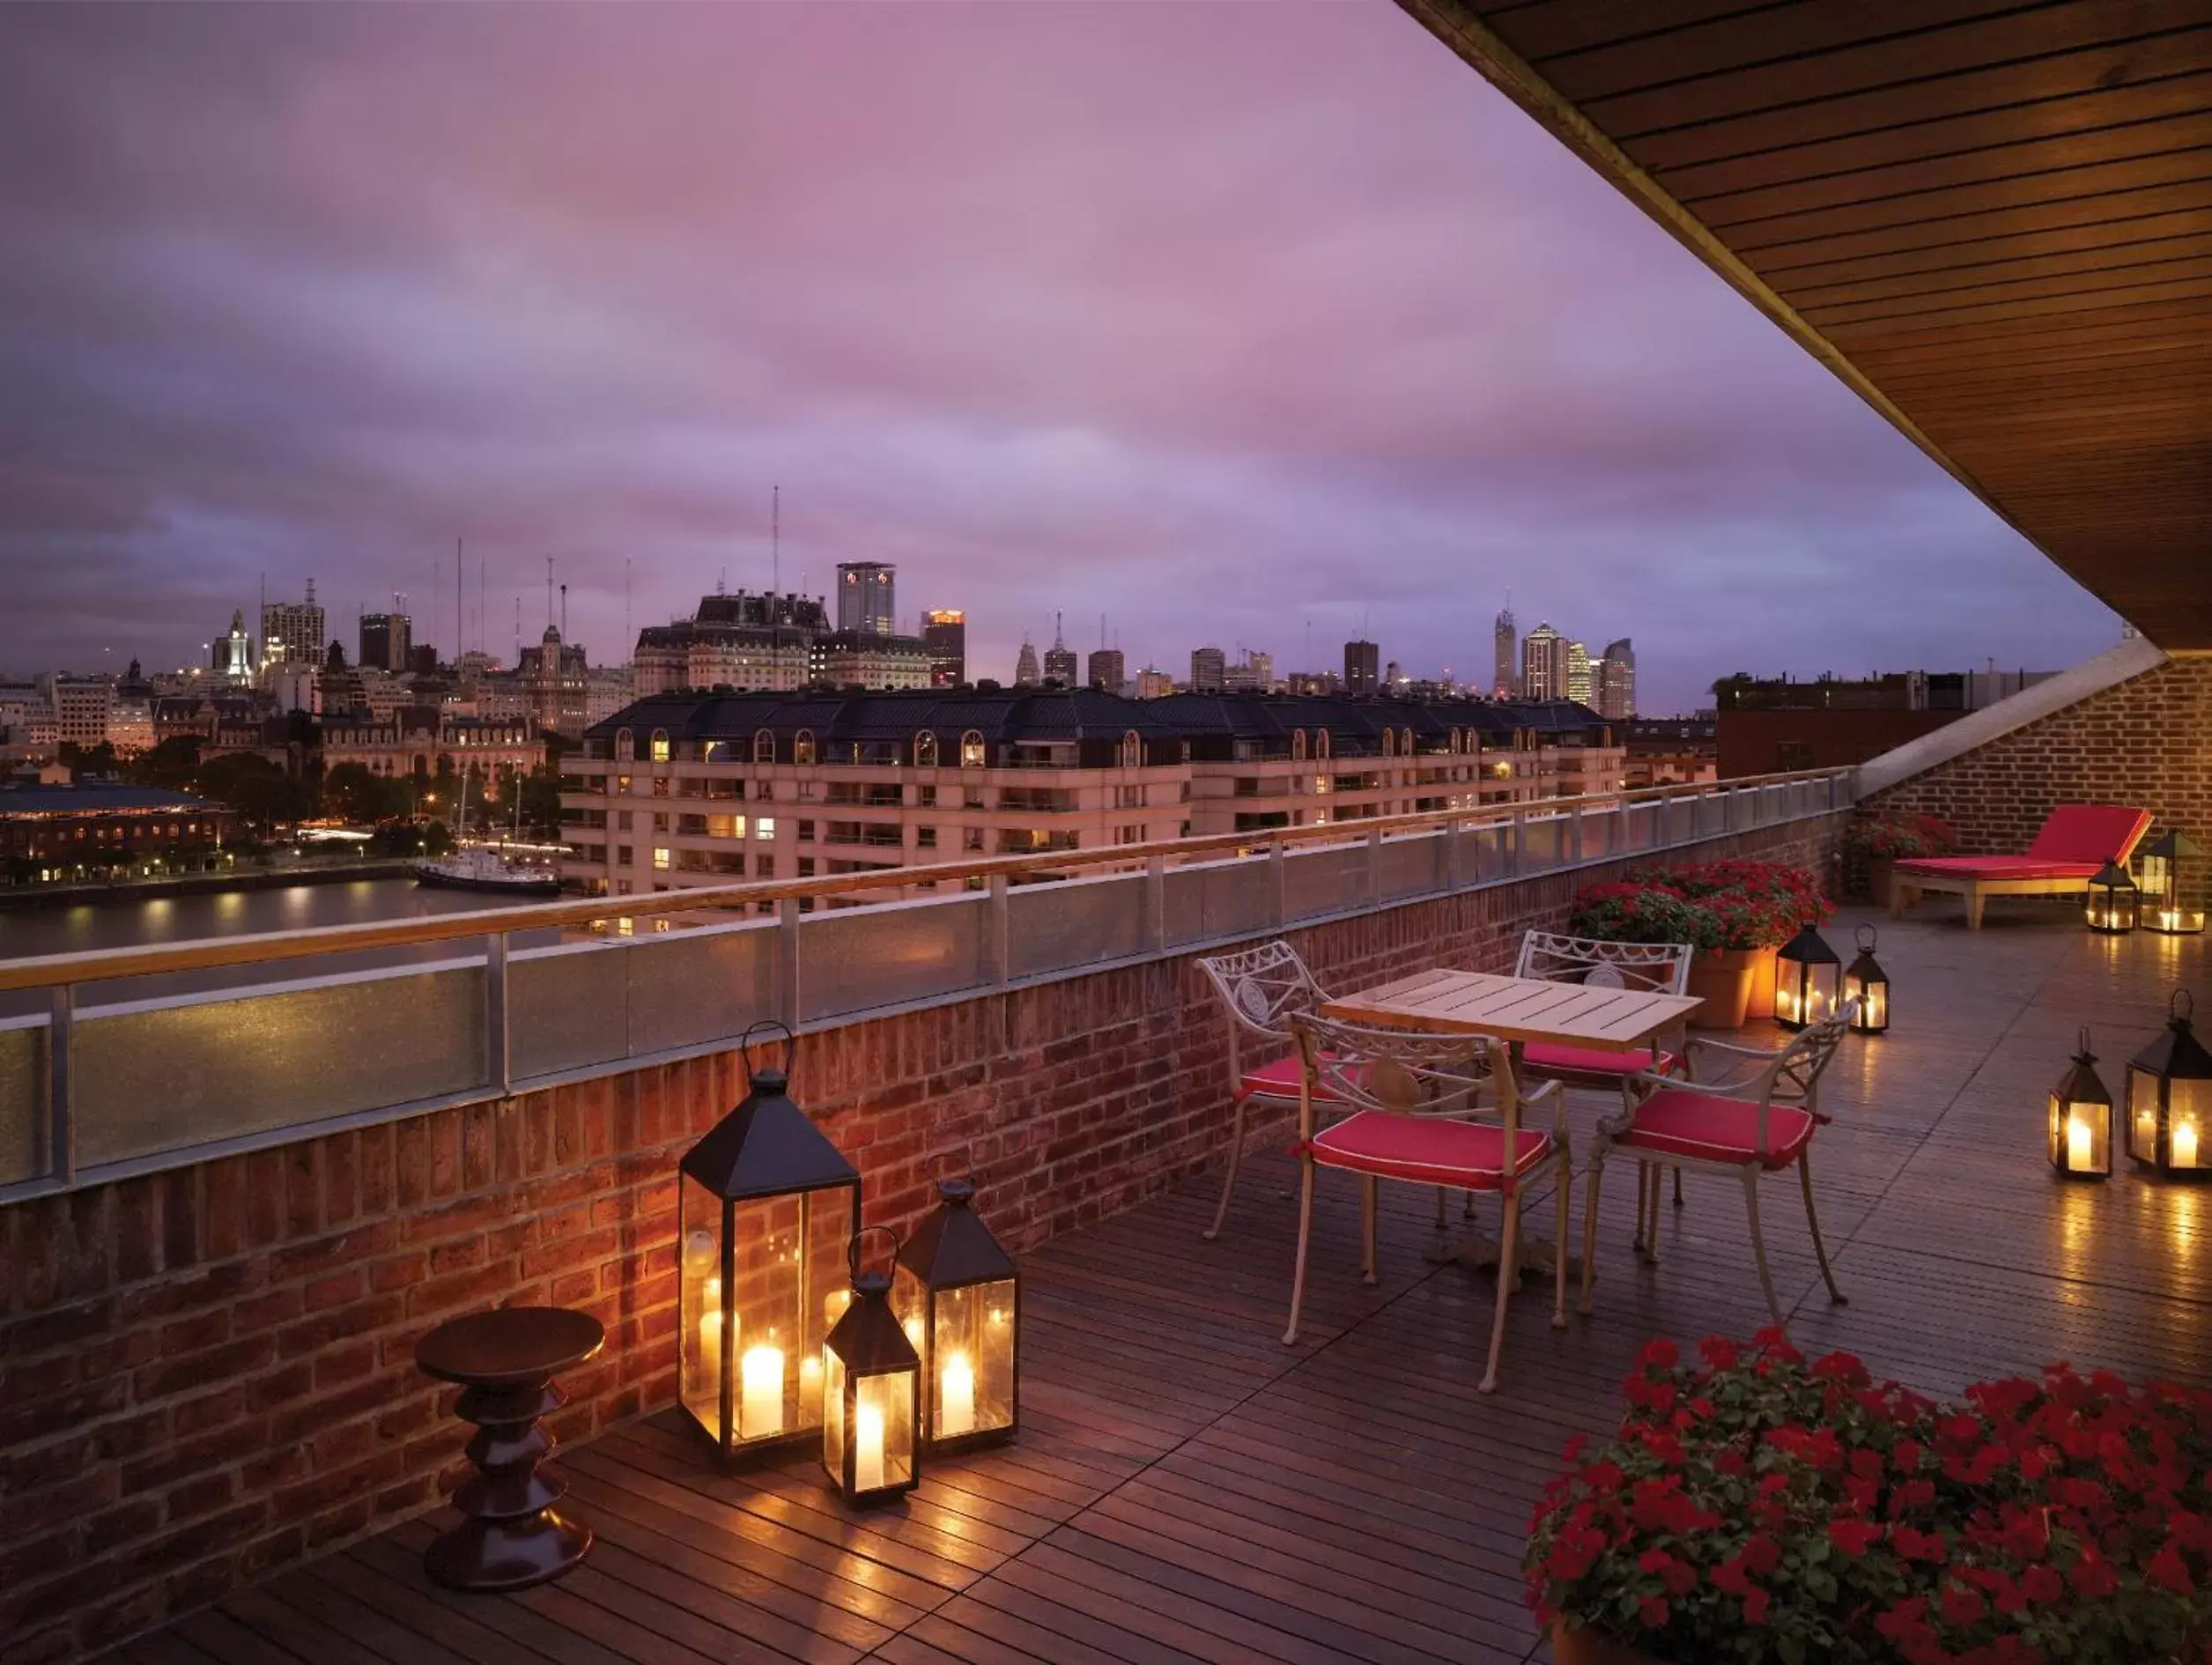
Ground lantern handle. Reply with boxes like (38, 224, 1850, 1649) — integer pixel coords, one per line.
(2075, 1026, 2095, 1062)
(2174, 989, 2195, 1025)
(1854, 924, 1877, 953)
(737, 1019, 796, 1086)
(849, 1225, 900, 1283)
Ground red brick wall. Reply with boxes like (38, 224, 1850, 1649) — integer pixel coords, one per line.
(0, 814, 1841, 1662)
(1861, 655, 2212, 854)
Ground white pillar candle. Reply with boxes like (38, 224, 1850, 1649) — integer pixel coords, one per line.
(799, 1353, 823, 1417)
(2067, 1115, 2093, 1172)
(741, 1344, 785, 1439)
(2176, 1121, 2200, 1168)
(854, 1397, 886, 1491)
(939, 1351, 976, 1439)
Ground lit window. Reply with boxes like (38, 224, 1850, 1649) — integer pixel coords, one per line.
(650, 729, 670, 762)
(794, 729, 816, 765)
(653, 847, 671, 870)
(754, 817, 776, 840)
(960, 730, 985, 767)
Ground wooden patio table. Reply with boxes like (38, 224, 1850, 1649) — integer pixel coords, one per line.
(1321, 967, 1704, 1274)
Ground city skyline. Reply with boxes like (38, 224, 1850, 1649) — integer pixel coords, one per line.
(0, 6, 2122, 714)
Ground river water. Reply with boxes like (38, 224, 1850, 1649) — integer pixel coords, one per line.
(0, 877, 566, 1018)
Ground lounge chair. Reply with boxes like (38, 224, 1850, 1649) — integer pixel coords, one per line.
(1890, 803, 2151, 929)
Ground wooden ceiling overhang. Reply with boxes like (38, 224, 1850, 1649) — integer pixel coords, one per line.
(1399, 0, 2212, 649)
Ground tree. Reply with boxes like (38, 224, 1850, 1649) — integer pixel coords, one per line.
(196, 753, 314, 833)
(127, 736, 203, 791)
(322, 762, 406, 825)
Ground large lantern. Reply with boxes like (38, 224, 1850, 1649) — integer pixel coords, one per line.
(894, 1173, 1019, 1452)
(2127, 991, 2212, 1177)
(2138, 831, 2205, 935)
(2048, 1028, 2113, 1180)
(823, 1227, 922, 1506)
(2085, 861, 2137, 934)
(1843, 925, 1889, 1036)
(678, 1023, 861, 1462)
(1774, 923, 1841, 1031)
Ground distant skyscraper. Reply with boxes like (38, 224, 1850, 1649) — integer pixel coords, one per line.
(922, 609, 966, 685)
(1014, 638, 1040, 686)
(1136, 666, 1174, 699)
(213, 610, 255, 686)
(359, 611, 412, 674)
(1189, 646, 1226, 692)
(262, 587, 327, 670)
(1087, 648, 1126, 692)
(1343, 639, 1379, 697)
(836, 563, 897, 634)
(1222, 649, 1273, 692)
(1565, 640, 1594, 706)
(1492, 605, 1517, 698)
(1521, 623, 1565, 700)
(1598, 638, 1637, 721)
(1042, 615, 1078, 686)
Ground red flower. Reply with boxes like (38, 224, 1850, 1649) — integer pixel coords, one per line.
(1709, 1557, 1751, 1595)
(1741, 1536, 1782, 1578)
(1698, 1335, 1739, 1370)
(1639, 1337, 1679, 1372)
(1742, 1587, 1771, 1624)
(1938, 1581, 1986, 1626)
(1830, 1518, 1883, 1557)
(2021, 1565, 2063, 1606)
(1637, 1596, 1669, 1630)
(2149, 1545, 2197, 1595)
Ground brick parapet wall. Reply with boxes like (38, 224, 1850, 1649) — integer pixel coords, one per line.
(0, 813, 1841, 1661)
(1860, 655, 2212, 853)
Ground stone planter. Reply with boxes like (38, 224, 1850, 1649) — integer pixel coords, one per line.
(1867, 855, 1896, 909)
(1743, 944, 1780, 1022)
(1550, 1620, 1661, 1665)
(1684, 948, 1757, 1029)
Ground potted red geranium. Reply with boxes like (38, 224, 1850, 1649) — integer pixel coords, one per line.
(1846, 814, 1960, 906)
(1528, 1331, 2212, 1664)
(1664, 862, 1829, 1021)
(1570, 863, 1828, 1028)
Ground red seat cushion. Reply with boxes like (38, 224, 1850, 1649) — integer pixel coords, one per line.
(1521, 1040, 1679, 1079)
(1307, 1113, 1550, 1188)
(1239, 1053, 1346, 1102)
(1614, 1089, 1816, 1171)
(2026, 804, 2152, 865)
(1891, 855, 2100, 881)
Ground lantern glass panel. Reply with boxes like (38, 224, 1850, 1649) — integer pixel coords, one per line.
(852, 1370, 916, 1494)
(679, 1174, 729, 1438)
(1850, 973, 1887, 1032)
(927, 1280, 1017, 1442)
(2171, 1076, 2210, 1172)
(2086, 866, 2137, 933)
(2049, 1090, 2111, 1176)
(823, 1349, 846, 1478)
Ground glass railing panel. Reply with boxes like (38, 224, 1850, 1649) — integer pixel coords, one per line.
(74, 961, 487, 1168)
(1380, 832, 1445, 899)
(1282, 844, 1366, 921)
(799, 893, 986, 1023)
(1008, 872, 1146, 980)
(623, 919, 779, 1057)
(0, 1017, 41, 1186)
(1163, 857, 1271, 947)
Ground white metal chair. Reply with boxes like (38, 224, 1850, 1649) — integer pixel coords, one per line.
(1513, 931, 1695, 1250)
(1195, 941, 1333, 1240)
(1284, 1011, 1568, 1393)
(1581, 1000, 1860, 1332)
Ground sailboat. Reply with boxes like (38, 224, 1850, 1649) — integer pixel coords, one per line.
(415, 760, 560, 894)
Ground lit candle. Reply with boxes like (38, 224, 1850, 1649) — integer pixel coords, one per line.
(854, 1397, 886, 1491)
(825, 1288, 852, 1327)
(902, 1313, 924, 1351)
(2176, 1121, 2200, 1168)
(2067, 1115, 2093, 1172)
(939, 1350, 976, 1439)
(699, 1276, 724, 1393)
(799, 1353, 823, 1417)
(741, 1344, 785, 1438)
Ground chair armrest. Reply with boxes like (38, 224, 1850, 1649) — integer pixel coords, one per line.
(1683, 1035, 1784, 1062)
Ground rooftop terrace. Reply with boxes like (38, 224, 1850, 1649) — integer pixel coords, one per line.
(91, 906, 2210, 1665)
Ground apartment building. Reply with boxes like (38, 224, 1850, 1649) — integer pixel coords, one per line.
(634, 591, 931, 695)
(321, 713, 544, 780)
(559, 688, 1623, 904)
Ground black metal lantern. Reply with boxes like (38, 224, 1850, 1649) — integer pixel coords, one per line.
(2085, 861, 2137, 934)
(678, 1022, 862, 1462)
(823, 1227, 922, 1506)
(2127, 991, 2212, 1177)
(1774, 922, 1842, 1031)
(894, 1171, 1019, 1452)
(1843, 925, 1889, 1036)
(2137, 831, 2205, 935)
(2048, 1028, 2113, 1180)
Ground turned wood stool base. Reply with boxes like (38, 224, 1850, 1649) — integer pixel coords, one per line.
(416, 1307, 605, 1593)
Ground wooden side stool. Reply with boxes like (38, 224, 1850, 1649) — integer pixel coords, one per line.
(415, 1306, 604, 1591)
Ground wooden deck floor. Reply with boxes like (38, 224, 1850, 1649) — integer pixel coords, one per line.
(107, 907, 2212, 1665)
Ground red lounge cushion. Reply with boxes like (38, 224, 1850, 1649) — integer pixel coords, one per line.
(1239, 1053, 1348, 1102)
(2026, 804, 2152, 866)
(1521, 1040, 1679, 1079)
(1615, 1089, 1816, 1171)
(1309, 1113, 1550, 1187)
(1892, 855, 2100, 881)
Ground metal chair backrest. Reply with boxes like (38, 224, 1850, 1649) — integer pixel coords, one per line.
(1197, 940, 1327, 1042)
(1288, 1011, 1491, 1122)
(1515, 930, 1694, 996)
(1757, 999, 1861, 1108)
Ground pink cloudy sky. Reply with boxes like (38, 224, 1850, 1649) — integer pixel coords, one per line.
(0, 4, 2120, 712)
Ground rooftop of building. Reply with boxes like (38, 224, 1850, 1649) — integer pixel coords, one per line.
(0, 781, 218, 814)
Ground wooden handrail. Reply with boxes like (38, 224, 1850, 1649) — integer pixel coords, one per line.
(0, 767, 1849, 994)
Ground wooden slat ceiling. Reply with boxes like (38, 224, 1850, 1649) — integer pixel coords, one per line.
(1399, 0, 2212, 649)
